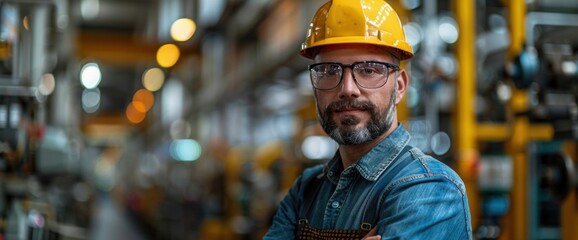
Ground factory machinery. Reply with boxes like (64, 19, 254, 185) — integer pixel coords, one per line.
(0, 0, 577, 239)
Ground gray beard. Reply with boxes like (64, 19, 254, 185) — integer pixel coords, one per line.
(318, 89, 396, 145)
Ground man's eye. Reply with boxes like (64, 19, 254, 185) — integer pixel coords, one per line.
(358, 67, 380, 75)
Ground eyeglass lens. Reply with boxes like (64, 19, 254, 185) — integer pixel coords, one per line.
(310, 62, 394, 90)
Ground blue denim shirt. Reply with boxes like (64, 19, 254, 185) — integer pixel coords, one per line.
(264, 125, 472, 239)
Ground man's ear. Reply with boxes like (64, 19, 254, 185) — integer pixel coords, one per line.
(395, 69, 409, 105)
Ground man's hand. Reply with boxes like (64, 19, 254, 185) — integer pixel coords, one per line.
(362, 227, 381, 240)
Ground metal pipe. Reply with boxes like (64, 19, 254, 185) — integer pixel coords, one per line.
(454, 0, 479, 230)
(508, 0, 529, 239)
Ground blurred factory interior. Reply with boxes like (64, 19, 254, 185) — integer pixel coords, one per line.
(1, 0, 578, 239)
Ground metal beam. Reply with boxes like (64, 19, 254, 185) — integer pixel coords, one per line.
(526, 12, 578, 46)
(0, 86, 36, 97)
(75, 31, 158, 66)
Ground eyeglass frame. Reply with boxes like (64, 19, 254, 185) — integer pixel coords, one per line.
(308, 61, 400, 90)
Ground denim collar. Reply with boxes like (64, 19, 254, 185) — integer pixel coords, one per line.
(325, 124, 411, 183)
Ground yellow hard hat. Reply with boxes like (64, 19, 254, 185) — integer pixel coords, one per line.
(300, 0, 414, 60)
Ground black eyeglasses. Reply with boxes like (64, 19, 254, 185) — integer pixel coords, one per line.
(308, 61, 400, 90)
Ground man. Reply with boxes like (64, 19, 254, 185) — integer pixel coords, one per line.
(265, 0, 472, 239)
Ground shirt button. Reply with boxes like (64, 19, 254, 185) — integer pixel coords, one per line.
(331, 201, 340, 208)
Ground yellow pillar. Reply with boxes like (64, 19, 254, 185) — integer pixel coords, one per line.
(455, 0, 479, 230)
(508, 0, 526, 60)
(506, 0, 528, 239)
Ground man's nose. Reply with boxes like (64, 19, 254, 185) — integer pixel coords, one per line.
(339, 68, 361, 98)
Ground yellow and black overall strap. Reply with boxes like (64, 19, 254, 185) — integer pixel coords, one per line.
(360, 145, 413, 230)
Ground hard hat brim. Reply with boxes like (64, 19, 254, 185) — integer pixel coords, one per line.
(300, 36, 414, 60)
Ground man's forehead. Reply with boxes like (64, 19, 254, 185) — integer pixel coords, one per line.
(314, 44, 400, 62)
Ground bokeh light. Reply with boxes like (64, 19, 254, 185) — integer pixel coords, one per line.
(169, 139, 202, 161)
(170, 119, 191, 140)
(81, 0, 100, 19)
(126, 102, 146, 124)
(156, 44, 180, 68)
(438, 16, 459, 44)
(138, 153, 162, 177)
(404, 22, 423, 52)
(142, 67, 165, 92)
(170, 18, 196, 42)
(82, 88, 100, 113)
(562, 60, 577, 76)
(431, 131, 451, 156)
(38, 73, 56, 96)
(80, 62, 102, 89)
(23, 16, 29, 30)
(132, 89, 154, 113)
(301, 136, 337, 160)
(401, 0, 421, 10)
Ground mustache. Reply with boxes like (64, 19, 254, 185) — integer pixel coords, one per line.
(326, 99, 375, 112)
